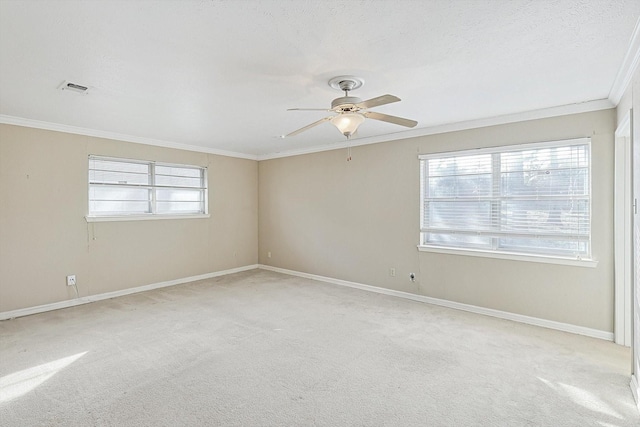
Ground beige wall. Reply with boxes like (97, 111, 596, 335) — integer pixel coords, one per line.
(0, 124, 258, 312)
(0, 110, 618, 332)
(259, 109, 616, 332)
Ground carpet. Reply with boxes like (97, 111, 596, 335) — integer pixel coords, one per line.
(1, 269, 638, 426)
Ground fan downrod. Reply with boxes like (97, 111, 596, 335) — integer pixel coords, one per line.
(328, 76, 365, 110)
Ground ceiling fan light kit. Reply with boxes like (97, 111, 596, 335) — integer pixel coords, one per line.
(331, 112, 365, 139)
(286, 75, 417, 139)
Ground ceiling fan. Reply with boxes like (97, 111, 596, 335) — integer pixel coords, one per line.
(285, 76, 418, 139)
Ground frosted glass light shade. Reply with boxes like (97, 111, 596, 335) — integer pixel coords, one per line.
(331, 113, 365, 138)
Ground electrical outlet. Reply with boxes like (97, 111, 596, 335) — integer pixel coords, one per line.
(66, 275, 76, 286)
(268, 251, 272, 258)
(389, 268, 396, 277)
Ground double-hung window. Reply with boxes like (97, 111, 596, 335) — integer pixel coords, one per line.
(88, 156, 208, 219)
(419, 138, 591, 261)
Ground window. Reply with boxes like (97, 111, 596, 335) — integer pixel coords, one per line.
(88, 156, 208, 219)
(419, 138, 591, 260)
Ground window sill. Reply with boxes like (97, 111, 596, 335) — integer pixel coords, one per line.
(417, 245, 597, 268)
(85, 214, 210, 223)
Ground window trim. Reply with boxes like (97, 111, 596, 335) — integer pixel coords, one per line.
(86, 155, 209, 222)
(85, 213, 210, 223)
(418, 137, 595, 266)
(417, 245, 597, 268)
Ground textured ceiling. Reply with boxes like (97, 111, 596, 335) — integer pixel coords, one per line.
(1, 0, 639, 158)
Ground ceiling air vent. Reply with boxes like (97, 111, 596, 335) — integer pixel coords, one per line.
(58, 80, 90, 95)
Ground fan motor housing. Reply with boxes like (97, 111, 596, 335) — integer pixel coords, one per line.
(331, 96, 363, 111)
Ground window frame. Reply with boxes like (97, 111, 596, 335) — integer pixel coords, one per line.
(418, 138, 596, 267)
(86, 155, 209, 222)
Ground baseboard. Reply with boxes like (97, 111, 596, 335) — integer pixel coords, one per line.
(3, 263, 615, 342)
(0, 264, 259, 321)
(632, 375, 640, 412)
(259, 264, 614, 342)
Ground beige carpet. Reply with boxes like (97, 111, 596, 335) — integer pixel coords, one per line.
(1, 269, 638, 426)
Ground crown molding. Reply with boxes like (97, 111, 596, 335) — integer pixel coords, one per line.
(0, 115, 258, 160)
(257, 98, 614, 161)
(1, 97, 614, 163)
(609, 17, 640, 105)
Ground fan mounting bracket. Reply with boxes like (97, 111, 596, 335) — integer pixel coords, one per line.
(329, 76, 364, 93)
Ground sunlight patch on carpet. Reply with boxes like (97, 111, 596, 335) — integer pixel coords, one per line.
(0, 351, 87, 403)
(538, 377, 623, 420)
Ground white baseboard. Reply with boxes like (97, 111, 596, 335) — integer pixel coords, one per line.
(0, 264, 259, 321)
(259, 264, 614, 342)
(3, 263, 615, 343)
(632, 375, 640, 412)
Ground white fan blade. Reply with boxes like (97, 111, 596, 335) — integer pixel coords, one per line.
(363, 111, 417, 128)
(356, 94, 400, 109)
(285, 116, 333, 137)
(287, 108, 333, 111)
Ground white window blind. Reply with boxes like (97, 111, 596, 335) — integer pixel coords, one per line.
(88, 156, 207, 217)
(419, 139, 590, 259)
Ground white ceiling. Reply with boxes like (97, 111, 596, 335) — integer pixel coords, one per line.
(1, 0, 639, 159)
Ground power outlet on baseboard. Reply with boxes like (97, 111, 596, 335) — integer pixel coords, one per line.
(389, 268, 396, 277)
(66, 275, 76, 286)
